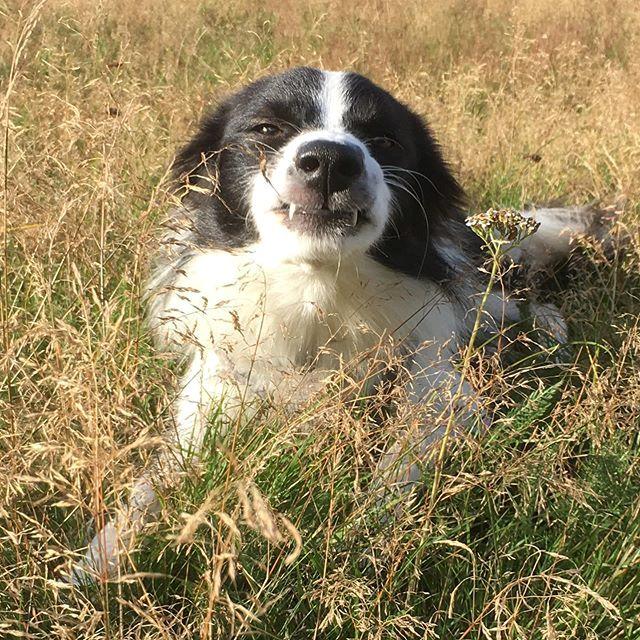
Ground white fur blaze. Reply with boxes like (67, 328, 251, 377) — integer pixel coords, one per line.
(322, 71, 347, 131)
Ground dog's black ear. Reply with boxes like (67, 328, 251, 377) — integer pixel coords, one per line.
(168, 100, 258, 249)
(171, 102, 232, 190)
(411, 114, 467, 222)
(371, 112, 475, 280)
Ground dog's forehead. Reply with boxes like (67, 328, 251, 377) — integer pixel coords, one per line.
(341, 73, 410, 133)
(240, 67, 324, 117)
(229, 67, 401, 132)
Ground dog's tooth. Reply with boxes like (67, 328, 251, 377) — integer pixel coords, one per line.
(289, 203, 297, 220)
(350, 210, 358, 227)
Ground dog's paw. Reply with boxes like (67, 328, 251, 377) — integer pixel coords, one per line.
(68, 521, 122, 586)
(529, 301, 569, 345)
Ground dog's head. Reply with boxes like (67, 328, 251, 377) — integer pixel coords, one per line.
(174, 67, 467, 275)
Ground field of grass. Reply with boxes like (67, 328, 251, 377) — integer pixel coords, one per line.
(2, 0, 640, 638)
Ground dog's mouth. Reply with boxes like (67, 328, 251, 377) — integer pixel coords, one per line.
(274, 203, 369, 234)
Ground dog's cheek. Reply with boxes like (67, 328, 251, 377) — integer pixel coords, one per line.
(367, 163, 393, 232)
(247, 172, 293, 248)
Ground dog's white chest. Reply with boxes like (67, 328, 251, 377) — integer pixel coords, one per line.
(149, 247, 458, 394)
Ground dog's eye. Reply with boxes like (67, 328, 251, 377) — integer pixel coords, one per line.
(369, 136, 401, 151)
(250, 123, 283, 136)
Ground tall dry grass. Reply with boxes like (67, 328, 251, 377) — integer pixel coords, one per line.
(1, 0, 639, 638)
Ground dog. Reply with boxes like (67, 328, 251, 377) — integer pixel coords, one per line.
(71, 67, 611, 583)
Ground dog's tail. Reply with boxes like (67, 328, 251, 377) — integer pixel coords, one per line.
(512, 203, 619, 278)
(458, 202, 622, 345)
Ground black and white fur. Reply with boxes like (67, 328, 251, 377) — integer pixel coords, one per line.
(72, 67, 609, 582)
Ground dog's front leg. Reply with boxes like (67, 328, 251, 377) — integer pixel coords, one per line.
(71, 352, 227, 584)
(374, 348, 483, 500)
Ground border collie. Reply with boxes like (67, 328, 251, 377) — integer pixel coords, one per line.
(72, 67, 610, 582)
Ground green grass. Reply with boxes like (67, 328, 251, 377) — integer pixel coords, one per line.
(58, 375, 639, 638)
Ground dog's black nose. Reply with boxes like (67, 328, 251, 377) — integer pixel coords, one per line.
(294, 140, 364, 196)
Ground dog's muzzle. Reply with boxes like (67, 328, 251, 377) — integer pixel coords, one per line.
(274, 139, 371, 234)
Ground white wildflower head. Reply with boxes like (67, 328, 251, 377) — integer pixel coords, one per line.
(466, 207, 540, 251)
